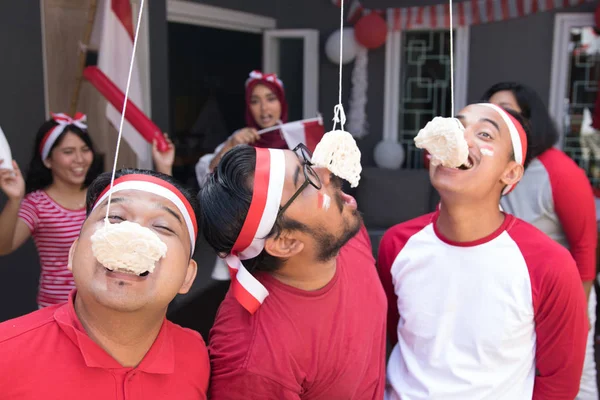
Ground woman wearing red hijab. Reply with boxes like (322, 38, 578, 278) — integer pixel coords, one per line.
(195, 70, 289, 187)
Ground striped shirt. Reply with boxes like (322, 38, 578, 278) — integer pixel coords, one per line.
(18, 191, 86, 307)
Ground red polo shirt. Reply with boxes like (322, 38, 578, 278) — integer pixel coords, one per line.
(0, 291, 209, 399)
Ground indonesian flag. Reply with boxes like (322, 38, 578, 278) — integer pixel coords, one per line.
(280, 120, 325, 153)
(91, 0, 152, 169)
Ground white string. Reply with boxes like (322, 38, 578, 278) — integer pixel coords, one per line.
(449, 0, 454, 117)
(104, 0, 145, 220)
(333, 0, 346, 131)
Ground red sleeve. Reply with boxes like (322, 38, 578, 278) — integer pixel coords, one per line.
(513, 223, 588, 399)
(376, 214, 434, 346)
(18, 194, 39, 234)
(209, 370, 301, 399)
(377, 231, 401, 346)
(539, 149, 597, 281)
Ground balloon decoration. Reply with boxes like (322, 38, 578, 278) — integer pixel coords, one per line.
(325, 0, 388, 140)
(354, 13, 388, 50)
(325, 28, 358, 65)
(83, 66, 169, 152)
(373, 139, 405, 170)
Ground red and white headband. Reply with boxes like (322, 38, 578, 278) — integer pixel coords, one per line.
(40, 112, 88, 160)
(477, 103, 528, 195)
(246, 70, 284, 90)
(91, 174, 198, 253)
(225, 147, 286, 314)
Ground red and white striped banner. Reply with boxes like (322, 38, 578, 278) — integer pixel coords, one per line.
(92, 0, 152, 168)
(334, 0, 592, 30)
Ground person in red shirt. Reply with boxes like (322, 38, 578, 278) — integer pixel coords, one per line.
(198, 143, 387, 399)
(0, 169, 210, 399)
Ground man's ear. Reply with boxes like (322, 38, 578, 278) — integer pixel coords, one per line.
(178, 259, 198, 295)
(67, 239, 78, 272)
(264, 232, 304, 259)
(500, 161, 524, 188)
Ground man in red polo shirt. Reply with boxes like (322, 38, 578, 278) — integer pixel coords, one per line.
(198, 144, 387, 398)
(0, 169, 210, 399)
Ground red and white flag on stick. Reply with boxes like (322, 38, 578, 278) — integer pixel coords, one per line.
(278, 117, 325, 153)
(90, 0, 152, 169)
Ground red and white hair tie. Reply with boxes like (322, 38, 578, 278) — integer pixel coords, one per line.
(477, 103, 528, 195)
(246, 70, 284, 91)
(40, 112, 88, 160)
(91, 174, 198, 254)
(225, 147, 286, 314)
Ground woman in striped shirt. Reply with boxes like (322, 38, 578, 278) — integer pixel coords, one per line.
(0, 113, 174, 308)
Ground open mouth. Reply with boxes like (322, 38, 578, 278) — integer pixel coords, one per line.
(458, 155, 474, 170)
(104, 267, 150, 277)
(260, 115, 273, 124)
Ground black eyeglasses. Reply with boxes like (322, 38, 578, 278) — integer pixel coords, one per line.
(277, 143, 322, 217)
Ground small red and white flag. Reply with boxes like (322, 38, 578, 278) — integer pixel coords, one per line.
(280, 118, 325, 153)
(91, 0, 152, 169)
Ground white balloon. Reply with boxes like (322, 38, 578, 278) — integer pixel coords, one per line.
(373, 140, 405, 169)
(325, 28, 357, 65)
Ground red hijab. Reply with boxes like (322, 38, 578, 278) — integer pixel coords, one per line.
(244, 70, 289, 149)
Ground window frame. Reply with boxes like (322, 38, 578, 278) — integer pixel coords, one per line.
(382, 14, 470, 143)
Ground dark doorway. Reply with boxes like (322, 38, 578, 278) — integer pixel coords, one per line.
(167, 23, 262, 190)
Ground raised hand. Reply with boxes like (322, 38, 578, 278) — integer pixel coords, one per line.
(152, 133, 175, 176)
(0, 160, 25, 200)
(229, 128, 260, 146)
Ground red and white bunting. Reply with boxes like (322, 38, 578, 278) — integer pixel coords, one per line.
(388, 0, 591, 30)
(335, 0, 592, 30)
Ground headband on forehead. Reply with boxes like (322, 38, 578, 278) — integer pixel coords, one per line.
(40, 112, 88, 160)
(245, 70, 284, 90)
(91, 174, 198, 254)
(477, 103, 528, 195)
(225, 147, 286, 314)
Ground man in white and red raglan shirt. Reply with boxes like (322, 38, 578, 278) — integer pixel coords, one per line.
(378, 103, 588, 400)
(198, 143, 387, 399)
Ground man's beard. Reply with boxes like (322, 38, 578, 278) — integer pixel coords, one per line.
(312, 183, 362, 262)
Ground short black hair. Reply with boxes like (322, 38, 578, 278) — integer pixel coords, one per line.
(85, 169, 200, 255)
(481, 82, 558, 163)
(198, 145, 308, 273)
(25, 118, 103, 194)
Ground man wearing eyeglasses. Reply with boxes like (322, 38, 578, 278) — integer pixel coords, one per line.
(198, 143, 387, 399)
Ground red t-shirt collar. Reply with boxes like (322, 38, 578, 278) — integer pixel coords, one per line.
(53, 289, 175, 374)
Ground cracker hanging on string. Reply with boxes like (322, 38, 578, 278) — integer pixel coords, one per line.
(312, 129, 362, 188)
(414, 117, 469, 168)
(91, 220, 167, 276)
